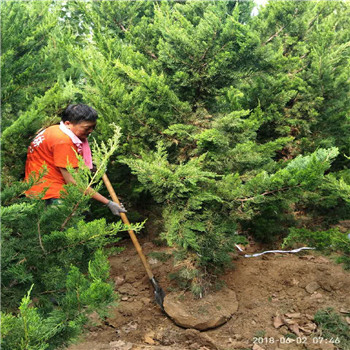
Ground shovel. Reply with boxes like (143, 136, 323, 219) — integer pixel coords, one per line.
(102, 173, 165, 310)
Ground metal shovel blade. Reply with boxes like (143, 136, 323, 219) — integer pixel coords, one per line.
(151, 277, 166, 310)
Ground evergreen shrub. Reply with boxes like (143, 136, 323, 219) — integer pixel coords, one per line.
(283, 227, 350, 270)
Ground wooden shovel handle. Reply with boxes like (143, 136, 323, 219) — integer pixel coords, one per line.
(102, 174, 154, 279)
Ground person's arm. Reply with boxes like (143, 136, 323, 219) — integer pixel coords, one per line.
(59, 168, 127, 216)
(59, 167, 109, 204)
(59, 167, 126, 216)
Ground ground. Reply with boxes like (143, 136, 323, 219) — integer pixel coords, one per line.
(66, 235, 350, 350)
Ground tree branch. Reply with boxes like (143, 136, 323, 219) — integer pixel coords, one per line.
(236, 184, 302, 203)
(37, 219, 47, 254)
(263, 25, 286, 46)
(60, 201, 81, 231)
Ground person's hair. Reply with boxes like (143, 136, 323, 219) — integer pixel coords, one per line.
(61, 104, 98, 123)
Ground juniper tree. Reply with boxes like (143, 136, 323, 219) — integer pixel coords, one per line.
(121, 144, 346, 292)
(1, 0, 58, 128)
(242, 1, 350, 166)
(153, 0, 258, 110)
(66, 0, 260, 197)
(241, 0, 350, 225)
(0, 1, 84, 130)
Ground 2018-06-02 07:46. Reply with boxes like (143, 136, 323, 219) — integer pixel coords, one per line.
(252, 336, 341, 345)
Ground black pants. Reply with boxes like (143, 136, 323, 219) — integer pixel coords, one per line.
(45, 198, 62, 206)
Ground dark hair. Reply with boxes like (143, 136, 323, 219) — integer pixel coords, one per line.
(61, 104, 98, 123)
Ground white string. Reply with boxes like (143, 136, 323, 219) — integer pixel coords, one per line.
(235, 245, 315, 258)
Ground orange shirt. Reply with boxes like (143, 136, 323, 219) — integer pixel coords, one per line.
(25, 125, 80, 199)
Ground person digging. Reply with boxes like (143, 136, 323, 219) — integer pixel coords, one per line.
(25, 103, 126, 216)
(25, 103, 166, 311)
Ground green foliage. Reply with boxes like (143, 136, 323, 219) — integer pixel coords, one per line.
(1, 250, 118, 350)
(121, 142, 219, 203)
(1, 1, 85, 129)
(217, 147, 340, 222)
(153, 1, 256, 107)
(246, 0, 350, 168)
(314, 308, 350, 350)
(303, 169, 350, 225)
(1, 286, 56, 350)
(240, 201, 295, 243)
(283, 227, 350, 269)
(168, 265, 207, 298)
(123, 140, 343, 290)
(2, 0, 350, 307)
(1, 1, 58, 129)
(1, 81, 80, 184)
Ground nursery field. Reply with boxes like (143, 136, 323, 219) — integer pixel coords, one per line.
(1, 1, 349, 349)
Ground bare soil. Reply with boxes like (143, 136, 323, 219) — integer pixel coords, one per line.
(67, 236, 350, 350)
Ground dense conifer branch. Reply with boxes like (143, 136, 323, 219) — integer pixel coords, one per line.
(235, 184, 303, 203)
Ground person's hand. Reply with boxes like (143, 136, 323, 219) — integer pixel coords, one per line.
(106, 200, 127, 216)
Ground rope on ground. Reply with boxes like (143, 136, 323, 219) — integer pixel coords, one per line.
(235, 245, 315, 258)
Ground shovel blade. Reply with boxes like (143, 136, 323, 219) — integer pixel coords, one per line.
(150, 277, 165, 310)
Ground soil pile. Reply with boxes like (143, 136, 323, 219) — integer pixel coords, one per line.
(163, 288, 238, 330)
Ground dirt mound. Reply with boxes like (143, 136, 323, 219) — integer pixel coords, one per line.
(67, 238, 350, 350)
(163, 288, 238, 330)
